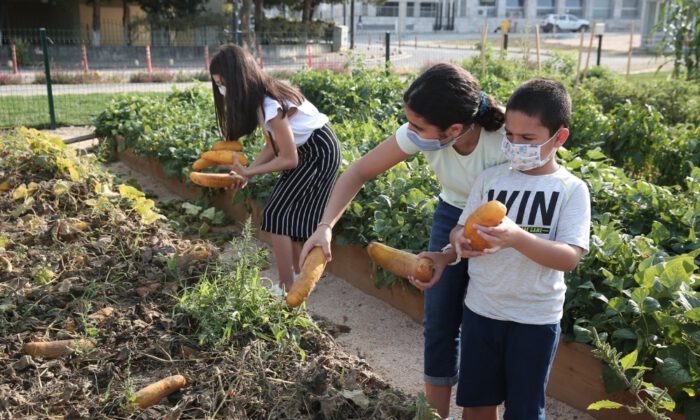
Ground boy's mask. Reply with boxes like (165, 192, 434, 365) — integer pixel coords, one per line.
(218, 85, 226, 96)
(501, 130, 559, 171)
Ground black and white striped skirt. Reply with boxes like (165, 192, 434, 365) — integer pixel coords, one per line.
(261, 124, 341, 242)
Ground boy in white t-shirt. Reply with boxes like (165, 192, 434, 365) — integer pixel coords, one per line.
(447, 78, 591, 419)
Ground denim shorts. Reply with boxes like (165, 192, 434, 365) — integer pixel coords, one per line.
(423, 198, 469, 386)
(456, 306, 561, 419)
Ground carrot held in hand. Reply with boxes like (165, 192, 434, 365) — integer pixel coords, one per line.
(366, 242, 434, 282)
(201, 150, 249, 166)
(463, 200, 507, 251)
(286, 247, 327, 308)
(211, 140, 243, 151)
(189, 172, 245, 189)
(131, 374, 187, 409)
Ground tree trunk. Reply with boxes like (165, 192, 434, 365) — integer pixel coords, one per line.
(92, 0, 101, 47)
(240, 0, 255, 51)
(122, 0, 132, 46)
(254, 0, 264, 32)
(302, 0, 312, 23)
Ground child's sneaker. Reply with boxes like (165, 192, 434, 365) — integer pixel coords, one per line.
(271, 283, 285, 298)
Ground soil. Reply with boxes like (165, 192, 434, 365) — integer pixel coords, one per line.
(47, 127, 594, 419)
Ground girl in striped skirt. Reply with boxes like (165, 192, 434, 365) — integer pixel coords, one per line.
(209, 44, 341, 294)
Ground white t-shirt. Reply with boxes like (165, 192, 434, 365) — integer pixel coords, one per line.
(457, 163, 591, 325)
(395, 123, 507, 209)
(262, 96, 329, 146)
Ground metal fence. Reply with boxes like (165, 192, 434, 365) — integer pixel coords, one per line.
(0, 26, 661, 129)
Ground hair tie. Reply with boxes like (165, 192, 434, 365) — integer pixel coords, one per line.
(477, 91, 489, 117)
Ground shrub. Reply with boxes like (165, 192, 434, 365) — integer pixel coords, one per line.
(0, 73, 23, 85)
(34, 71, 103, 84)
(129, 71, 177, 83)
(175, 70, 210, 83)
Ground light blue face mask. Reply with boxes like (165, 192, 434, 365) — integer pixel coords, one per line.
(405, 123, 472, 152)
(218, 85, 226, 96)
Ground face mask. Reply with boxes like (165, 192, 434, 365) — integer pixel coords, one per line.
(501, 130, 559, 171)
(218, 85, 226, 96)
(405, 123, 472, 152)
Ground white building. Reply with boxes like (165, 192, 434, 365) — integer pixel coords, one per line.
(316, 0, 652, 34)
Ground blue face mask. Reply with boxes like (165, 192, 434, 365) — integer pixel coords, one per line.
(406, 128, 455, 152)
(405, 123, 472, 152)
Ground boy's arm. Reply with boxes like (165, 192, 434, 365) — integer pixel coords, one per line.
(477, 219, 584, 271)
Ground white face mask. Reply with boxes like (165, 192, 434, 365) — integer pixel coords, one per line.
(501, 130, 559, 171)
(218, 85, 226, 96)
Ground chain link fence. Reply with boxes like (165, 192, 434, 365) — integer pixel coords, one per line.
(0, 24, 662, 129)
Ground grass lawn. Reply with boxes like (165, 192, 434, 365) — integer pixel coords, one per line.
(0, 92, 169, 129)
(626, 70, 674, 82)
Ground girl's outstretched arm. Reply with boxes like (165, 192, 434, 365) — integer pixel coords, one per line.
(299, 135, 411, 264)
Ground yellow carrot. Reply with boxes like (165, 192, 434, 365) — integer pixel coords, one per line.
(189, 172, 245, 189)
(366, 242, 434, 282)
(286, 247, 327, 307)
(200, 150, 248, 166)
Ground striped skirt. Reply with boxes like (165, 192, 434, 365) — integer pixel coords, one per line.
(261, 124, 341, 242)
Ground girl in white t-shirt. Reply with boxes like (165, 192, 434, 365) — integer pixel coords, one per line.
(300, 63, 507, 418)
(209, 44, 341, 294)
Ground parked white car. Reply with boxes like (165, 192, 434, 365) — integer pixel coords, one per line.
(540, 14, 590, 32)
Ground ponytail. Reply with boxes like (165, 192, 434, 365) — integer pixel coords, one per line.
(474, 93, 505, 132)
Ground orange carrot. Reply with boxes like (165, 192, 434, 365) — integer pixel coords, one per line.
(24, 339, 95, 359)
(286, 247, 327, 307)
(463, 200, 507, 251)
(366, 242, 434, 282)
(132, 374, 187, 409)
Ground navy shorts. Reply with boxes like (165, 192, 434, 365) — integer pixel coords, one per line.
(423, 198, 469, 386)
(456, 306, 561, 420)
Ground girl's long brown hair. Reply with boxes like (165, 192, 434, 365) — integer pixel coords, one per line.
(209, 44, 304, 140)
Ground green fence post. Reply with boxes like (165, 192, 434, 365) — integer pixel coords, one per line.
(384, 32, 390, 73)
(40, 28, 56, 129)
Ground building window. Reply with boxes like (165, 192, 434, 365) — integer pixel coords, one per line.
(537, 0, 555, 17)
(621, 0, 640, 18)
(407, 2, 415, 17)
(565, 0, 583, 17)
(478, 0, 496, 17)
(376, 1, 399, 17)
(420, 2, 437, 17)
(506, 0, 524, 17)
(592, 0, 611, 19)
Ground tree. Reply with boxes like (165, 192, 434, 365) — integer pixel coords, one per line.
(266, 0, 345, 23)
(135, 0, 208, 27)
(122, 0, 132, 46)
(90, 0, 101, 46)
(658, 0, 700, 80)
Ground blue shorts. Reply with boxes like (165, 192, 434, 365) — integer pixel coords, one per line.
(423, 198, 469, 386)
(457, 306, 561, 420)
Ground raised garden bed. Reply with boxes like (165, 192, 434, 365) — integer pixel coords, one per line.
(112, 140, 686, 420)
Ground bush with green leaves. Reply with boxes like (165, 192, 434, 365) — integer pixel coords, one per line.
(289, 68, 406, 124)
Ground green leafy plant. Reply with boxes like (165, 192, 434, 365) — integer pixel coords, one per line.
(177, 220, 316, 352)
(588, 329, 677, 419)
